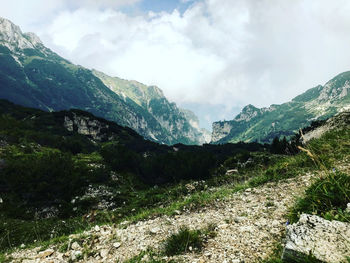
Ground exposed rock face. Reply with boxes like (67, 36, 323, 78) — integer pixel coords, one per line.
(211, 122, 234, 143)
(0, 18, 41, 50)
(92, 70, 210, 144)
(302, 111, 350, 143)
(282, 214, 350, 263)
(211, 71, 350, 144)
(0, 17, 206, 145)
(63, 113, 112, 141)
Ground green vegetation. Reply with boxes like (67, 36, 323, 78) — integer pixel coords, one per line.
(163, 224, 216, 256)
(264, 127, 350, 262)
(214, 72, 350, 145)
(1, 99, 350, 263)
(290, 172, 350, 223)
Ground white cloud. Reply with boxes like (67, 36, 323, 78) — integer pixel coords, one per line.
(1, 0, 350, 129)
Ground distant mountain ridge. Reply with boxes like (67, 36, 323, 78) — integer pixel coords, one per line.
(92, 70, 211, 144)
(211, 71, 350, 143)
(0, 17, 208, 145)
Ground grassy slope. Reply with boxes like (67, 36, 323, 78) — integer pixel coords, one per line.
(1, 105, 349, 261)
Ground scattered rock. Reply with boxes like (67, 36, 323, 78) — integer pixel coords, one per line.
(234, 216, 246, 223)
(282, 213, 350, 263)
(71, 241, 81, 250)
(7, 173, 319, 263)
(113, 242, 121, 248)
(346, 203, 350, 213)
(150, 227, 161, 234)
(100, 248, 109, 258)
(226, 169, 238, 175)
(141, 254, 150, 262)
(38, 248, 54, 258)
(71, 250, 82, 261)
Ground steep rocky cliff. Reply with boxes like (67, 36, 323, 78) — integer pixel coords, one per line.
(0, 17, 207, 145)
(211, 72, 350, 144)
(93, 70, 210, 144)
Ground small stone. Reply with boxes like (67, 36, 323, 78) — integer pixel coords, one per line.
(204, 252, 212, 257)
(245, 188, 252, 192)
(113, 242, 121, 248)
(150, 227, 160, 234)
(234, 217, 246, 223)
(38, 249, 54, 258)
(120, 221, 129, 225)
(100, 249, 109, 258)
(71, 250, 82, 261)
(71, 241, 81, 250)
(188, 246, 192, 251)
(218, 223, 228, 229)
(271, 220, 280, 227)
(141, 254, 150, 262)
(346, 203, 350, 213)
(174, 210, 181, 215)
(94, 225, 100, 232)
(20, 243, 25, 248)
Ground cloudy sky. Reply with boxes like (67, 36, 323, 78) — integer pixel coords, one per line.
(2, 0, 350, 129)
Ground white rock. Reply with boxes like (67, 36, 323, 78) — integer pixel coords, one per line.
(141, 254, 150, 262)
(38, 248, 54, 258)
(100, 249, 109, 258)
(113, 242, 121, 248)
(218, 223, 229, 229)
(346, 203, 350, 213)
(234, 216, 246, 223)
(71, 241, 81, 250)
(71, 250, 82, 261)
(94, 225, 100, 232)
(282, 214, 350, 263)
(150, 227, 160, 234)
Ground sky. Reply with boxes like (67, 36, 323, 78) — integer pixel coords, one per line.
(2, 0, 350, 130)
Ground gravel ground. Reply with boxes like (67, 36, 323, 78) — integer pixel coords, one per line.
(8, 173, 317, 263)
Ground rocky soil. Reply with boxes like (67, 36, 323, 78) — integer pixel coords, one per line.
(7, 172, 319, 263)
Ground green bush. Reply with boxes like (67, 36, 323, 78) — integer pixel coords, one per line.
(1, 146, 88, 218)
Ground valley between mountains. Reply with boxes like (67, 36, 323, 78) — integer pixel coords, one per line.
(1, 16, 350, 263)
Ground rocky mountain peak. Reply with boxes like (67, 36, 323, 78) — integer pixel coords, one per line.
(234, 104, 260, 122)
(317, 72, 350, 103)
(23, 32, 43, 46)
(0, 17, 43, 51)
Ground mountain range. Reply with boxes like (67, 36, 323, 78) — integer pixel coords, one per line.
(0, 17, 209, 145)
(1, 16, 350, 146)
(211, 71, 350, 143)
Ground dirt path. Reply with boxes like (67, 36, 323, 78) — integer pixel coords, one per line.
(9, 173, 317, 263)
